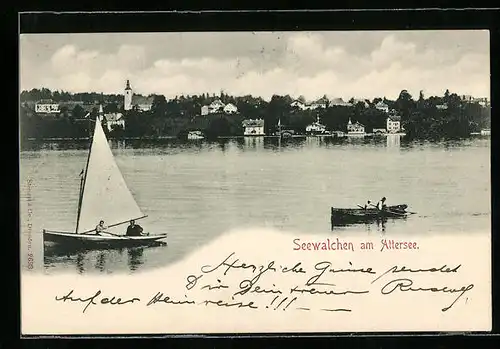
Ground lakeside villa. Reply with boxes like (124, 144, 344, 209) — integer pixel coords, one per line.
(306, 116, 328, 135)
(347, 118, 365, 136)
(242, 119, 265, 136)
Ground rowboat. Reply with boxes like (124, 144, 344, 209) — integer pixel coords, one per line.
(330, 204, 409, 225)
(43, 108, 167, 248)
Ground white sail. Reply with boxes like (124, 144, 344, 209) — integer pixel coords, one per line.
(76, 118, 144, 234)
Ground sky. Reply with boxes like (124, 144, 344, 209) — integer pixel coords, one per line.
(19, 30, 490, 101)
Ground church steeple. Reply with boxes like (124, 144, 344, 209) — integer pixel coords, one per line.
(124, 79, 133, 111)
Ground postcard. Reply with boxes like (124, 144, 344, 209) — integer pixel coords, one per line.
(19, 28, 491, 335)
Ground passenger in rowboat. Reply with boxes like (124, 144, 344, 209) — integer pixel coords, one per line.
(126, 220, 148, 237)
(364, 200, 372, 210)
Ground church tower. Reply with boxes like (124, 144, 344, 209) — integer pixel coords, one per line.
(124, 79, 133, 111)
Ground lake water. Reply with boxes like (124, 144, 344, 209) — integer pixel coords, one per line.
(19, 135, 491, 274)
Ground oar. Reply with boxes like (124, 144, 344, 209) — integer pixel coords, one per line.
(80, 215, 148, 234)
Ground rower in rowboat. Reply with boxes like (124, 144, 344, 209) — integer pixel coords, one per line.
(93, 220, 109, 235)
(376, 197, 387, 211)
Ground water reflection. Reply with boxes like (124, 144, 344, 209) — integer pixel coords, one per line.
(386, 134, 401, 148)
(96, 251, 107, 271)
(331, 217, 403, 233)
(243, 136, 264, 150)
(21, 135, 492, 154)
(127, 247, 145, 271)
(44, 242, 166, 273)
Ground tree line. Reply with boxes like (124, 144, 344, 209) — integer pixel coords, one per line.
(19, 88, 490, 141)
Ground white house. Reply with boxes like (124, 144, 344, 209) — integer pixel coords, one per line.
(347, 118, 365, 135)
(375, 101, 389, 113)
(35, 100, 60, 114)
(386, 116, 401, 133)
(200, 99, 228, 115)
(306, 116, 327, 134)
(436, 104, 448, 110)
(209, 99, 225, 113)
(243, 119, 265, 136)
(223, 103, 238, 114)
(201, 105, 209, 116)
(104, 112, 125, 132)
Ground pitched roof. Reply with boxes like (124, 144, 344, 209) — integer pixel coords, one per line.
(132, 95, 154, 105)
(210, 99, 225, 106)
(330, 97, 351, 106)
(242, 119, 264, 127)
(104, 113, 123, 122)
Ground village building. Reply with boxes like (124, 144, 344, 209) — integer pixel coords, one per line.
(329, 97, 351, 107)
(132, 95, 154, 112)
(306, 116, 327, 134)
(201, 105, 210, 116)
(290, 99, 307, 110)
(104, 112, 125, 132)
(375, 101, 389, 113)
(35, 99, 60, 114)
(460, 95, 489, 107)
(309, 96, 329, 109)
(223, 103, 238, 114)
(373, 128, 387, 135)
(201, 99, 226, 115)
(386, 115, 401, 133)
(474, 97, 489, 107)
(242, 119, 265, 136)
(347, 118, 365, 135)
(208, 99, 225, 113)
(200, 99, 238, 115)
(436, 104, 448, 110)
(351, 98, 369, 108)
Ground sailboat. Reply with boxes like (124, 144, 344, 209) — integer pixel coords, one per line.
(42, 111, 167, 247)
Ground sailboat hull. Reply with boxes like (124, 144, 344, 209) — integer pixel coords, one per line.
(43, 230, 167, 248)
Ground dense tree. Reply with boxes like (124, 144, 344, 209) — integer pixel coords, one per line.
(19, 87, 491, 140)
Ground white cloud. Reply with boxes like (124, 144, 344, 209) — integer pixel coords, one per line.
(20, 32, 490, 101)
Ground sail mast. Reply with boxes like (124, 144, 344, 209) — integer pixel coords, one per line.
(75, 115, 98, 234)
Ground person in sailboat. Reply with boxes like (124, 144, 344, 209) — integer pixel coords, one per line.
(95, 220, 109, 235)
(126, 220, 148, 236)
(376, 197, 387, 211)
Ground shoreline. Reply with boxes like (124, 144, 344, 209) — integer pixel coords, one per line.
(23, 133, 491, 142)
